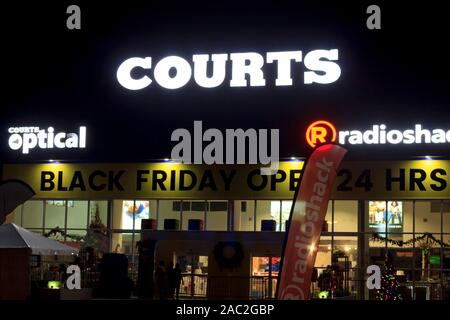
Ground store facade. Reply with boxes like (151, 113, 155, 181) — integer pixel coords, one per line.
(3, 159, 450, 300)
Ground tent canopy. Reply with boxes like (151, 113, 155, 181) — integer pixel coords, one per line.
(0, 223, 78, 255)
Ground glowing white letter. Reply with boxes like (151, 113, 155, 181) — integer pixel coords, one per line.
(116, 57, 152, 90)
(304, 49, 341, 84)
(266, 51, 302, 86)
(154, 56, 192, 89)
(229, 52, 266, 87)
(193, 54, 228, 88)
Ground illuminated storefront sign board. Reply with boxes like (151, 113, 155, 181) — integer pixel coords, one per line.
(2, 160, 450, 200)
(306, 122, 450, 147)
(116, 49, 341, 90)
(7, 126, 87, 154)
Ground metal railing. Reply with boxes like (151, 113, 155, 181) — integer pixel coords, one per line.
(179, 273, 208, 297)
(178, 274, 278, 299)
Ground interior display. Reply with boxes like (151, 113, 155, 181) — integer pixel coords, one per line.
(46, 200, 74, 207)
(369, 201, 403, 231)
(122, 200, 150, 230)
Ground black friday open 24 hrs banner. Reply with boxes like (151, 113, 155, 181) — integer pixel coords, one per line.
(3, 159, 450, 200)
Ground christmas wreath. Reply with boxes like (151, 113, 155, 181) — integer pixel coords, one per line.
(213, 241, 244, 269)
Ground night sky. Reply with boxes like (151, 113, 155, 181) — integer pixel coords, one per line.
(1, 1, 449, 163)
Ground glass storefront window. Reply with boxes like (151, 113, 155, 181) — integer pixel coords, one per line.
(177, 254, 208, 297)
(130, 233, 140, 281)
(109, 232, 138, 280)
(280, 201, 292, 232)
(251, 256, 279, 299)
(121, 200, 149, 230)
(44, 200, 66, 230)
(443, 201, 450, 234)
(234, 200, 255, 231)
(366, 200, 413, 233)
(324, 201, 332, 232)
(402, 201, 414, 233)
(265, 200, 292, 232)
(67, 200, 88, 229)
(312, 236, 331, 298)
(415, 201, 442, 234)
(158, 200, 181, 230)
(22, 200, 44, 229)
(206, 201, 227, 231)
(332, 236, 358, 298)
(255, 200, 273, 231)
(182, 201, 205, 231)
(112, 200, 152, 230)
(315, 236, 332, 269)
(61, 229, 87, 251)
(111, 232, 134, 256)
(270, 201, 281, 231)
(413, 234, 442, 281)
(90, 200, 109, 229)
(334, 201, 357, 232)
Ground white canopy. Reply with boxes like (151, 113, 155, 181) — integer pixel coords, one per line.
(0, 223, 78, 255)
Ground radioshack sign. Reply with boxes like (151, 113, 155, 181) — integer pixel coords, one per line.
(306, 121, 450, 148)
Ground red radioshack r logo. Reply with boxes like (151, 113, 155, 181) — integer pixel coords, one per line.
(306, 120, 337, 148)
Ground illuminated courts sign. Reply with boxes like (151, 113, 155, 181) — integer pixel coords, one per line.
(306, 121, 450, 147)
(116, 49, 341, 90)
(8, 126, 87, 154)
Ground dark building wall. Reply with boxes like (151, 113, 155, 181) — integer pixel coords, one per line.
(0, 248, 31, 299)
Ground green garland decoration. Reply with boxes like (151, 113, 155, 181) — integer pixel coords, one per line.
(371, 232, 450, 248)
(44, 227, 85, 242)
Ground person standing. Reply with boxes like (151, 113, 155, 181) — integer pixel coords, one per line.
(155, 260, 167, 300)
(172, 263, 183, 300)
(167, 262, 175, 299)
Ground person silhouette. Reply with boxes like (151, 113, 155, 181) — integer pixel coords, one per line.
(172, 263, 183, 300)
(155, 260, 167, 300)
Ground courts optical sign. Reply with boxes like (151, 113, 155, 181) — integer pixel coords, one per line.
(116, 49, 341, 90)
(8, 126, 87, 154)
(306, 121, 450, 148)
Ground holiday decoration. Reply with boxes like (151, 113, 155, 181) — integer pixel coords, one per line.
(371, 232, 450, 247)
(372, 232, 449, 281)
(44, 203, 108, 254)
(213, 241, 244, 269)
(84, 203, 108, 253)
(375, 251, 402, 301)
(44, 227, 84, 242)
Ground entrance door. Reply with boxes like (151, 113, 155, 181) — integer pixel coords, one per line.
(176, 254, 208, 297)
(251, 256, 280, 299)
